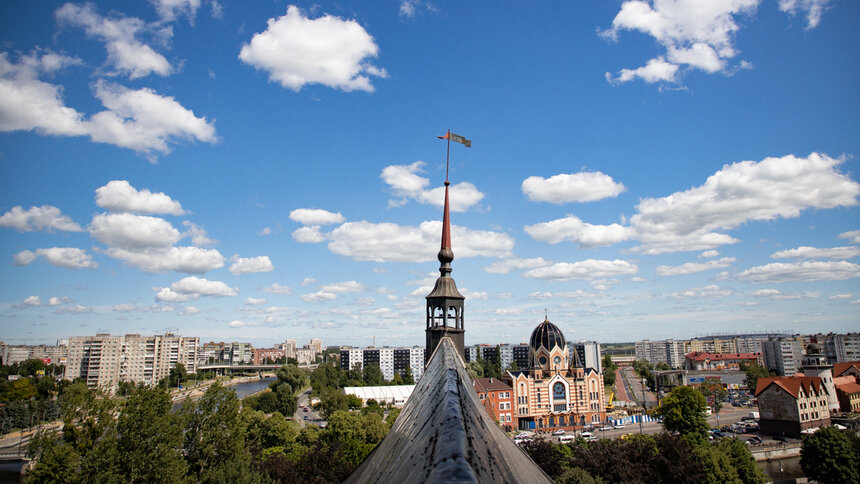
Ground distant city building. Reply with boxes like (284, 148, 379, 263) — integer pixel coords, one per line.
(683, 352, 762, 371)
(634, 339, 684, 368)
(762, 337, 804, 376)
(507, 318, 606, 431)
(800, 343, 840, 412)
(810, 333, 860, 363)
(0, 342, 67, 366)
(834, 373, 860, 413)
(473, 377, 514, 428)
(66, 333, 198, 392)
(253, 348, 285, 365)
(343, 385, 416, 407)
(340, 346, 425, 382)
(572, 341, 602, 373)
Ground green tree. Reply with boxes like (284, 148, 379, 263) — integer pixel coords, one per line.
(5, 378, 37, 401)
(275, 364, 309, 393)
(466, 361, 484, 380)
(115, 386, 187, 483)
(18, 359, 48, 377)
(183, 383, 249, 482)
(391, 372, 404, 385)
(698, 378, 728, 415)
(168, 363, 187, 388)
(276, 383, 298, 416)
(319, 388, 349, 418)
(739, 362, 773, 392)
(362, 363, 384, 386)
(632, 360, 655, 389)
(26, 432, 82, 484)
(402, 365, 415, 385)
(602, 355, 618, 386)
(801, 426, 860, 484)
(715, 437, 767, 484)
(654, 385, 709, 442)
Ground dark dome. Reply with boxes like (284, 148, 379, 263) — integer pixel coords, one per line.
(806, 342, 822, 355)
(529, 318, 566, 352)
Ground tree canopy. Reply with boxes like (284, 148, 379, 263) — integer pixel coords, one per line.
(654, 385, 709, 442)
(801, 426, 860, 484)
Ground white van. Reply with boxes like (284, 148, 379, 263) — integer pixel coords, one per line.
(580, 431, 594, 439)
(558, 435, 575, 444)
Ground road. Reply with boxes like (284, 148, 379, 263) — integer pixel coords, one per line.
(294, 388, 324, 428)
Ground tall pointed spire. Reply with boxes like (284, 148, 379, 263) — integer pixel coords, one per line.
(438, 180, 454, 272)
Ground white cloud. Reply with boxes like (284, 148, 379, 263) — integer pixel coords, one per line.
(302, 290, 338, 302)
(229, 255, 274, 275)
(263, 283, 292, 295)
(151, 0, 202, 23)
(19, 296, 41, 307)
(155, 276, 237, 302)
(13, 250, 37, 266)
(829, 294, 853, 300)
(839, 230, 860, 244)
(289, 208, 345, 225)
(179, 306, 199, 315)
(103, 246, 224, 273)
(601, 0, 758, 84)
(48, 296, 72, 306)
(0, 51, 87, 136)
(484, 257, 551, 274)
(292, 226, 325, 243)
(631, 153, 860, 254)
(182, 221, 216, 246)
(735, 261, 860, 283)
(400, 0, 419, 17)
(112, 303, 137, 312)
(777, 0, 832, 28)
(606, 56, 680, 84)
(321, 280, 366, 293)
(524, 259, 638, 281)
(0, 205, 83, 232)
(259, 227, 272, 236)
(245, 297, 267, 305)
(56, 3, 173, 79)
(229, 320, 257, 328)
(86, 80, 217, 159)
(0, 53, 215, 159)
(301, 278, 316, 286)
(90, 212, 181, 249)
(238, 5, 387, 92)
(527, 290, 595, 300)
(670, 284, 732, 299)
(522, 171, 626, 204)
(95, 180, 185, 215)
(381, 162, 484, 212)
(327, 220, 514, 263)
(699, 250, 720, 259)
(53, 304, 93, 314)
(771, 246, 860, 260)
(524, 215, 633, 248)
(750, 288, 813, 300)
(655, 257, 736, 276)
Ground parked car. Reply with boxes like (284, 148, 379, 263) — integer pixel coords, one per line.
(515, 432, 529, 439)
(613, 423, 625, 429)
(552, 429, 566, 435)
(746, 436, 762, 444)
(601, 425, 613, 431)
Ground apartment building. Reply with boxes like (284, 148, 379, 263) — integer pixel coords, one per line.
(340, 346, 425, 381)
(762, 337, 805, 376)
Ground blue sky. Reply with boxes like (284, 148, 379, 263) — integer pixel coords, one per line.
(1, 0, 858, 348)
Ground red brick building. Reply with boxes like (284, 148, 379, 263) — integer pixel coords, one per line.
(473, 377, 514, 430)
(253, 348, 284, 365)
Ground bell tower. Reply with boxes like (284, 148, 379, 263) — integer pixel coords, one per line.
(425, 179, 465, 361)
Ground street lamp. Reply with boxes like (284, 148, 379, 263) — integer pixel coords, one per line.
(639, 378, 646, 434)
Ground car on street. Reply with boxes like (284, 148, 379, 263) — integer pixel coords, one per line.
(746, 436, 762, 444)
(601, 425, 613, 431)
(515, 432, 529, 439)
(613, 423, 625, 429)
(552, 429, 566, 435)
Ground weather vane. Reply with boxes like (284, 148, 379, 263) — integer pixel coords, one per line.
(437, 130, 471, 184)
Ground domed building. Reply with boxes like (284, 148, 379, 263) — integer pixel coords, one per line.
(506, 317, 606, 431)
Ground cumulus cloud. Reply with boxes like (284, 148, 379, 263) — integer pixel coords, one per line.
(735, 261, 860, 283)
(321, 280, 366, 293)
(29, 247, 98, 269)
(48, 296, 72, 306)
(777, 0, 832, 28)
(245, 297, 266, 305)
(155, 276, 237, 302)
(292, 226, 325, 243)
(289, 208, 345, 225)
(670, 284, 732, 299)
(90, 212, 181, 249)
(86, 80, 217, 159)
(524, 259, 638, 281)
(102, 246, 224, 273)
(0, 53, 216, 159)
(522, 171, 625, 204)
(484, 257, 551, 274)
(382, 161, 485, 212)
(601, 0, 758, 84)
(239, 5, 387, 92)
(182, 221, 216, 246)
(699, 250, 720, 259)
(13, 250, 37, 266)
(0, 205, 83, 232)
(750, 288, 814, 300)
(229, 320, 257, 328)
(630, 153, 860, 254)
(655, 257, 736, 276)
(151, 0, 202, 23)
(229, 255, 274, 275)
(56, 3, 173, 79)
(53, 304, 93, 314)
(302, 290, 338, 302)
(524, 215, 634, 248)
(327, 220, 514, 263)
(18, 296, 42, 307)
(771, 246, 860, 260)
(263, 283, 292, 295)
(839, 230, 860, 244)
(179, 305, 199, 315)
(95, 180, 185, 215)
(112, 303, 137, 312)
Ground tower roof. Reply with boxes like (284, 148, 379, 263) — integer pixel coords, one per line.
(426, 181, 463, 300)
(529, 317, 566, 352)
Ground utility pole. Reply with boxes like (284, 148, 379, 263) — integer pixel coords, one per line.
(639, 378, 646, 434)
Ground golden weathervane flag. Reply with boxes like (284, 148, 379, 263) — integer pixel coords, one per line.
(437, 131, 471, 147)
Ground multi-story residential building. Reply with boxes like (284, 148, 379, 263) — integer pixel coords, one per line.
(811, 333, 860, 363)
(295, 347, 316, 365)
(507, 318, 606, 431)
(309, 338, 323, 355)
(473, 377, 514, 429)
(276, 339, 297, 360)
(762, 337, 804, 376)
(0, 343, 68, 366)
(571, 341, 602, 373)
(66, 333, 198, 392)
(635, 339, 685, 368)
(253, 348, 285, 365)
(683, 352, 762, 371)
(340, 346, 425, 381)
(465, 344, 530, 371)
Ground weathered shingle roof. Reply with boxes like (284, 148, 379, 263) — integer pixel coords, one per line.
(755, 376, 824, 398)
(345, 337, 552, 484)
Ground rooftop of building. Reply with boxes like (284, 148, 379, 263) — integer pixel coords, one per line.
(834, 361, 860, 377)
(473, 377, 512, 393)
(685, 351, 760, 361)
(755, 375, 825, 399)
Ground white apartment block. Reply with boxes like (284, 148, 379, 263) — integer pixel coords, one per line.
(635, 339, 685, 368)
(66, 333, 198, 392)
(340, 346, 425, 382)
(0, 343, 68, 366)
(762, 338, 804, 376)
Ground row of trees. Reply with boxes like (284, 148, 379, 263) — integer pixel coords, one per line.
(309, 361, 414, 419)
(243, 364, 309, 416)
(27, 377, 397, 483)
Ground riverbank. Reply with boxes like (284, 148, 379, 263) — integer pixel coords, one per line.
(170, 373, 276, 404)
